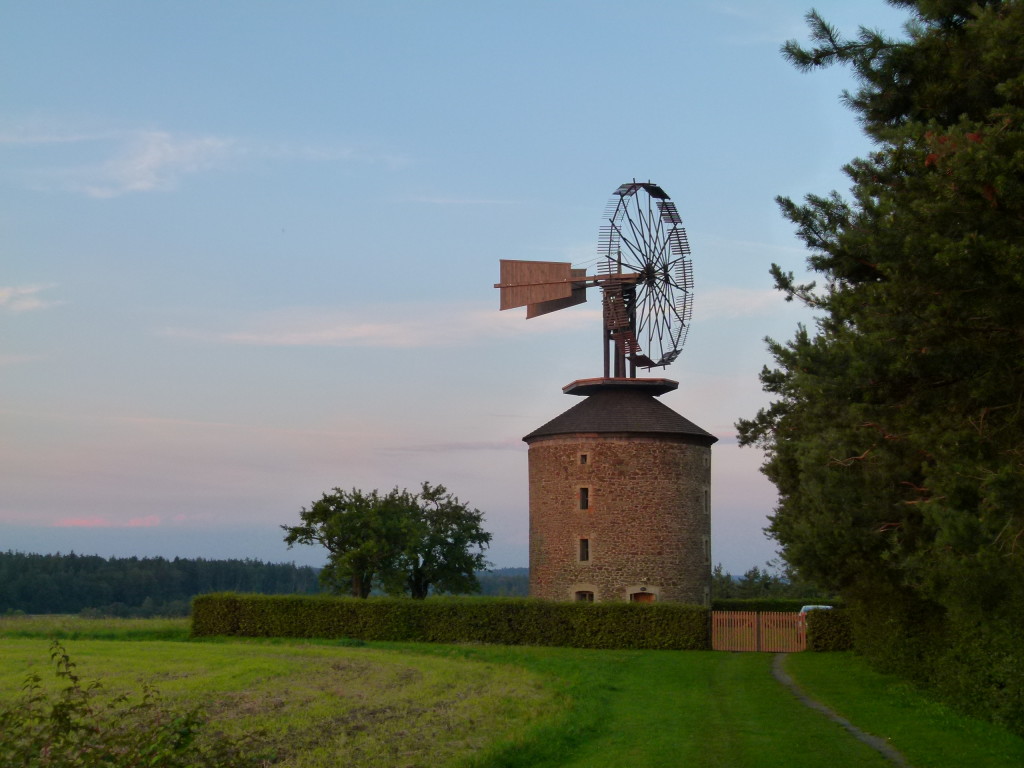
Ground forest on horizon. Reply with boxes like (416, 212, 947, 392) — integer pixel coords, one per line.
(0, 551, 531, 615)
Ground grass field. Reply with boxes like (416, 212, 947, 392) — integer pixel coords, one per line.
(0, 631, 557, 767)
(2, 615, 1022, 768)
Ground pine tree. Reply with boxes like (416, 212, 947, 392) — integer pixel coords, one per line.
(738, 0, 1024, 731)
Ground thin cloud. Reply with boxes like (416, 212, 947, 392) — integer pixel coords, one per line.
(527, 242, 598, 268)
(245, 142, 408, 168)
(707, 3, 761, 22)
(0, 407, 361, 441)
(0, 509, 41, 524)
(220, 321, 435, 348)
(407, 196, 524, 206)
(387, 438, 525, 453)
(51, 515, 161, 528)
(2, 121, 402, 197)
(0, 354, 47, 366)
(703, 234, 808, 258)
(163, 287, 801, 347)
(162, 304, 600, 349)
(0, 284, 62, 313)
(52, 517, 113, 528)
(705, 2, 811, 45)
(0, 129, 116, 145)
(699, 286, 787, 320)
(82, 131, 234, 198)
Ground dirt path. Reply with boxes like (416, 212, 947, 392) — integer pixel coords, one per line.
(772, 653, 911, 767)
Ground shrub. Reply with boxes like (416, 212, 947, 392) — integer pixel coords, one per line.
(805, 609, 852, 651)
(192, 593, 710, 650)
(845, 580, 1024, 737)
(0, 641, 267, 767)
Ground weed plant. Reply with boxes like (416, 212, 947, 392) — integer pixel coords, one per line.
(0, 641, 267, 767)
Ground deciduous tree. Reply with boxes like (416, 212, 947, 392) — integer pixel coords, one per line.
(282, 487, 408, 598)
(383, 482, 492, 599)
(282, 482, 491, 599)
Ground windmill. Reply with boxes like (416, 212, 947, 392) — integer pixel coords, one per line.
(499, 181, 715, 604)
(495, 181, 693, 378)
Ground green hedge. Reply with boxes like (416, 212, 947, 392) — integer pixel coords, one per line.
(191, 593, 710, 650)
(845, 581, 1024, 737)
(805, 609, 852, 651)
(711, 598, 839, 613)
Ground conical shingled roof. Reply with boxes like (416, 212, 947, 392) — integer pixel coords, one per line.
(523, 385, 718, 445)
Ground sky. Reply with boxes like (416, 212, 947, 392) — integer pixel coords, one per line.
(2, 0, 911, 575)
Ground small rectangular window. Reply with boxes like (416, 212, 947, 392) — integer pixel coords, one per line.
(575, 590, 594, 602)
(579, 453, 588, 465)
(579, 538, 590, 562)
(579, 487, 590, 510)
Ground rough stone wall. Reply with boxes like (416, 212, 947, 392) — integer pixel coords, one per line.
(527, 433, 711, 604)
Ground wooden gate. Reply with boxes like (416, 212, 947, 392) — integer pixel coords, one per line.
(711, 611, 806, 652)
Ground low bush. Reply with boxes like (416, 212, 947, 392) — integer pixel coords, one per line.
(806, 609, 852, 651)
(0, 641, 268, 767)
(192, 593, 710, 650)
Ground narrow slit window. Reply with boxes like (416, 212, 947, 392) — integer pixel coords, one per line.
(579, 487, 590, 510)
(579, 538, 590, 562)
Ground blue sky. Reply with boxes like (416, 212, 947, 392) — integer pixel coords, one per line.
(2, 1, 909, 574)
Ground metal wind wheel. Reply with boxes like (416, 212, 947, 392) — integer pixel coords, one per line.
(495, 180, 694, 378)
(598, 181, 693, 370)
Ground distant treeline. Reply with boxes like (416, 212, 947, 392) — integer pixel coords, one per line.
(0, 551, 530, 616)
(711, 563, 833, 601)
(0, 551, 322, 617)
(475, 567, 528, 597)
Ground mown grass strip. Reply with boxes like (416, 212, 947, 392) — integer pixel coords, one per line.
(382, 644, 893, 768)
(772, 654, 910, 766)
(784, 652, 1024, 768)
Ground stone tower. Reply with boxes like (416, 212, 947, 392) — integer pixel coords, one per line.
(524, 377, 717, 604)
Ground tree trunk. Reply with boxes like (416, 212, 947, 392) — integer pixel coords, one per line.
(409, 569, 429, 599)
(352, 572, 372, 598)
